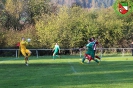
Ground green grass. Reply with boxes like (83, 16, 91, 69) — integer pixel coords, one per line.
(0, 55, 133, 88)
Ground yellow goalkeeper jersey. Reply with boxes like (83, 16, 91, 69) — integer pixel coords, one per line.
(20, 40, 28, 50)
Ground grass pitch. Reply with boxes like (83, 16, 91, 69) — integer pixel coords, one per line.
(0, 55, 133, 88)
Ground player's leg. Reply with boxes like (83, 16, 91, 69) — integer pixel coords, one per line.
(82, 54, 87, 63)
(82, 54, 92, 63)
(21, 50, 28, 65)
(95, 55, 101, 60)
(55, 50, 60, 58)
(94, 50, 101, 63)
(53, 52, 56, 59)
(26, 49, 32, 60)
(93, 58, 99, 63)
(93, 57, 100, 64)
(92, 53, 100, 64)
(24, 49, 31, 66)
(82, 57, 86, 63)
(86, 54, 93, 63)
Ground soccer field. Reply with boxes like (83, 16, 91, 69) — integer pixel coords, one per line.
(0, 55, 133, 88)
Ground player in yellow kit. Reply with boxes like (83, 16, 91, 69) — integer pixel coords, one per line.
(20, 37, 31, 66)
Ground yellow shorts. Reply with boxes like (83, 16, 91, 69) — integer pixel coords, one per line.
(21, 49, 31, 57)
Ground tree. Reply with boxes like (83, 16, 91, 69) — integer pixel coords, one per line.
(4, 0, 23, 29)
(95, 8, 124, 48)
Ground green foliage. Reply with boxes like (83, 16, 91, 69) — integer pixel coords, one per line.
(5, 0, 23, 18)
(0, 28, 6, 48)
(3, 0, 24, 29)
(0, 1, 133, 48)
(35, 6, 130, 48)
(0, 10, 8, 27)
(95, 8, 124, 47)
(35, 6, 92, 48)
(28, 0, 51, 17)
(0, 25, 37, 48)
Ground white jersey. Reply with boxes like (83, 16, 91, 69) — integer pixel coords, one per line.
(93, 42, 96, 50)
(54, 45, 60, 51)
(93, 40, 98, 50)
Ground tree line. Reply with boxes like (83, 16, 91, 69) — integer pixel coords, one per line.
(0, 0, 133, 49)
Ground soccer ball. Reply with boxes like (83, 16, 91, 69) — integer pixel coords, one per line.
(27, 38, 31, 42)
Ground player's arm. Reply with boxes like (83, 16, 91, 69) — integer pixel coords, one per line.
(21, 41, 28, 45)
(80, 46, 87, 51)
(95, 41, 102, 48)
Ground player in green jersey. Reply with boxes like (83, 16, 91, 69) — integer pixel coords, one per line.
(53, 43, 60, 59)
(81, 38, 99, 64)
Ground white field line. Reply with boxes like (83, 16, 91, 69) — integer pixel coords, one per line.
(68, 61, 77, 73)
(0, 58, 18, 63)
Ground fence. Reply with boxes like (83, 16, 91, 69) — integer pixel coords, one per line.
(0, 48, 132, 58)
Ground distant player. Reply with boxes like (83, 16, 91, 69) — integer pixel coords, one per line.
(81, 38, 99, 64)
(53, 43, 60, 59)
(20, 37, 31, 66)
